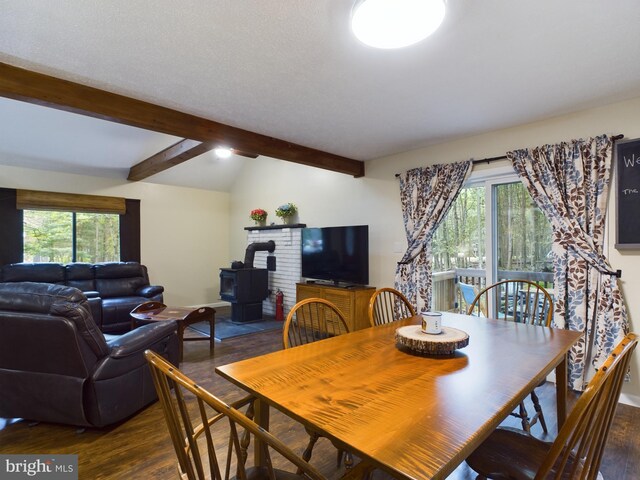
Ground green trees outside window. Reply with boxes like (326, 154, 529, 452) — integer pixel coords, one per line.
(433, 186, 486, 272)
(24, 210, 120, 263)
(495, 182, 553, 273)
(433, 182, 552, 275)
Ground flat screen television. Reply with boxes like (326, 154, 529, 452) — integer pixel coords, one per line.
(301, 225, 369, 286)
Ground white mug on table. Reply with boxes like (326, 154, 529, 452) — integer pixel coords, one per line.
(421, 311, 442, 335)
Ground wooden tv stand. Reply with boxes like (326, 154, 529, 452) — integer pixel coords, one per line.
(296, 283, 376, 332)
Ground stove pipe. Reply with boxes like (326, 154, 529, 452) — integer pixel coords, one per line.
(243, 240, 276, 269)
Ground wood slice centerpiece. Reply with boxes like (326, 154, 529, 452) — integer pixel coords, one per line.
(395, 325, 469, 356)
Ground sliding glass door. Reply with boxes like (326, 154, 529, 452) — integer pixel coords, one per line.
(432, 172, 552, 314)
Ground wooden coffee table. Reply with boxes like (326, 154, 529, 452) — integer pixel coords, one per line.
(130, 302, 215, 361)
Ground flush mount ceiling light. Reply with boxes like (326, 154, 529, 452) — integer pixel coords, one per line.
(351, 0, 446, 49)
(214, 147, 233, 159)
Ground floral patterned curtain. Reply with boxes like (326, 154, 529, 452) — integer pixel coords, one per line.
(395, 161, 472, 313)
(508, 134, 628, 390)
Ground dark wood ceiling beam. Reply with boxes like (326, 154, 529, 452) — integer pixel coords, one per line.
(233, 149, 259, 159)
(128, 139, 209, 181)
(128, 141, 261, 180)
(0, 62, 365, 178)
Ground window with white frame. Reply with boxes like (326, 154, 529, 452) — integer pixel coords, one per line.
(431, 169, 553, 313)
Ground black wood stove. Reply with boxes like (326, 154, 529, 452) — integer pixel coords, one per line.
(219, 240, 275, 323)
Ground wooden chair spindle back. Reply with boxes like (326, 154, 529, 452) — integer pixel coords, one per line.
(145, 350, 326, 480)
(368, 287, 416, 327)
(468, 279, 553, 326)
(283, 298, 350, 349)
(466, 333, 637, 480)
(536, 333, 637, 479)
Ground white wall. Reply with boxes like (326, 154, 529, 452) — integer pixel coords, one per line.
(228, 163, 396, 286)
(0, 164, 230, 306)
(230, 95, 640, 405)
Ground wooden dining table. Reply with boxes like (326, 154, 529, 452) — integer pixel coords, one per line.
(216, 313, 582, 480)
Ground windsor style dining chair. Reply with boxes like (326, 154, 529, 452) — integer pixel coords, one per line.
(283, 297, 350, 348)
(466, 332, 637, 480)
(283, 297, 353, 469)
(467, 279, 553, 325)
(145, 350, 326, 480)
(468, 279, 554, 433)
(368, 287, 416, 327)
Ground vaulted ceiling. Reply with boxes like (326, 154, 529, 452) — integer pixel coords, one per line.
(1, 1, 640, 190)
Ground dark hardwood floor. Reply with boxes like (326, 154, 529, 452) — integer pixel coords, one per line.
(1, 326, 639, 479)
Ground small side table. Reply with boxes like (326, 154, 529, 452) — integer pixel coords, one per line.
(130, 302, 215, 361)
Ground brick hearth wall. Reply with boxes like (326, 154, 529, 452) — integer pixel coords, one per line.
(247, 227, 302, 317)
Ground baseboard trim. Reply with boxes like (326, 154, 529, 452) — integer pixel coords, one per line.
(547, 372, 639, 408)
(619, 393, 640, 408)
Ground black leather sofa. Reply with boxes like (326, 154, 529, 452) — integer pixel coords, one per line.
(0, 262, 164, 333)
(0, 282, 179, 427)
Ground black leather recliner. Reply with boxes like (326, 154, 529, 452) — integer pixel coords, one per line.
(93, 262, 164, 332)
(0, 282, 179, 427)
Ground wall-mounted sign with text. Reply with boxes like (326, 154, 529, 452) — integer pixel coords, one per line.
(616, 137, 640, 249)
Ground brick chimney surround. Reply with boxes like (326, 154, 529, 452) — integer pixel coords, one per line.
(245, 224, 305, 318)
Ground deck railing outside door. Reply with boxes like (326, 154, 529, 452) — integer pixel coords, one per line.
(432, 269, 554, 314)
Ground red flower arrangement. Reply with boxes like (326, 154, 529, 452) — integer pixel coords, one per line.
(250, 208, 268, 222)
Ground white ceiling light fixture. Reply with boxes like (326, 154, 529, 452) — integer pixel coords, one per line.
(214, 147, 233, 159)
(351, 0, 446, 49)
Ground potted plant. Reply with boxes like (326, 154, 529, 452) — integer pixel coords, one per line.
(275, 203, 297, 224)
(250, 208, 268, 225)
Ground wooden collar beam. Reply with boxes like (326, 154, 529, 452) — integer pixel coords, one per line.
(0, 62, 365, 179)
(128, 140, 259, 181)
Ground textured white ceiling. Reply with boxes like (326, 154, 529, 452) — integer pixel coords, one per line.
(1, 0, 640, 190)
(0, 97, 179, 177)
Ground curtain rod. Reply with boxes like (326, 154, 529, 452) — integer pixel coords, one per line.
(394, 134, 625, 178)
(394, 155, 506, 177)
